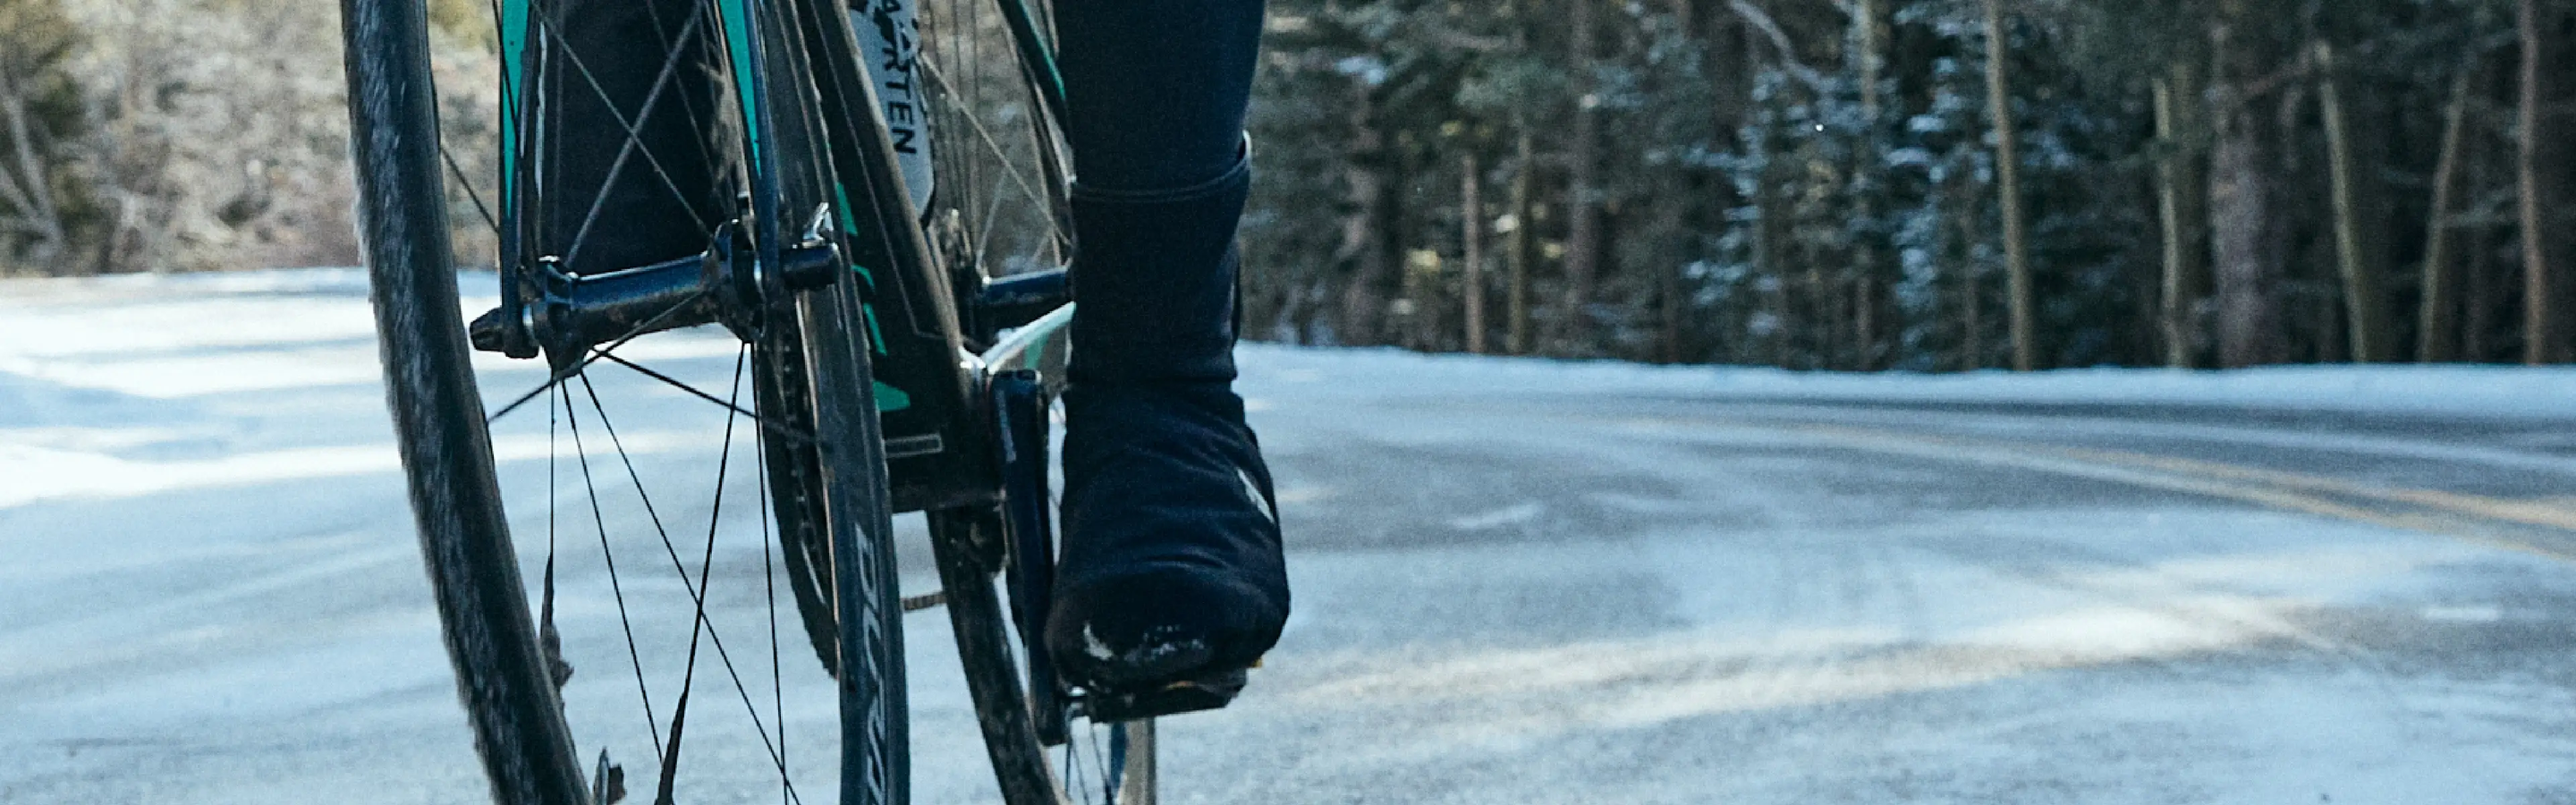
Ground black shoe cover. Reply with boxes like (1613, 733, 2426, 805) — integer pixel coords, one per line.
(1046, 149, 1285, 694)
(1045, 380, 1288, 690)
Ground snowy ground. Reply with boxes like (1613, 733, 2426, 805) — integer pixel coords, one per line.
(8, 269, 2576, 803)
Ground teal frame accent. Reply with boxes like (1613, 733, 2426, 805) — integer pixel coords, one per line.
(717, 0, 761, 164)
(498, 0, 529, 202)
(873, 380, 913, 411)
(830, 182, 894, 363)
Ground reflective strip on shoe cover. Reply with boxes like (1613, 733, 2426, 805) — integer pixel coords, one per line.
(1237, 468, 1273, 523)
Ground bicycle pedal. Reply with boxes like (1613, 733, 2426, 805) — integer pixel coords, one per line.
(1080, 667, 1249, 722)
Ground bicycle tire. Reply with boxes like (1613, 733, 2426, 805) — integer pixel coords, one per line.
(343, 1, 589, 801)
(875, 0, 1158, 799)
(766, 0, 1165, 793)
(787, 0, 1162, 797)
(745, 0, 915, 799)
(343, 0, 907, 800)
(928, 506, 1157, 805)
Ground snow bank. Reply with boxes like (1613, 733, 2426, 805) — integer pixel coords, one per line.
(7, 267, 2572, 420)
(1238, 344, 2576, 419)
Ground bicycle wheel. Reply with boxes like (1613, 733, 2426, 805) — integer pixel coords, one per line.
(343, 0, 905, 800)
(835, 0, 1157, 799)
(928, 482, 1158, 805)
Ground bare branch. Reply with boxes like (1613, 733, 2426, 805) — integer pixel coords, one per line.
(0, 64, 67, 262)
(1727, 0, 1827, 90)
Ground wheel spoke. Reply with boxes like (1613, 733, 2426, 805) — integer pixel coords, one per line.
(481, 0, 519, 152)
(649, 348, 749, 805)
(757, 406, 791, 805)
(1089, 724, 1114, 804)
(519, 0, 720, 263)
(598, 351, 816, 445)
(919, 59, 1049, 225)
(443, 140, 504, 235)
(563, 382, 670, 766)
(528, 2, 718, 266)
(574, 373, 811, 796)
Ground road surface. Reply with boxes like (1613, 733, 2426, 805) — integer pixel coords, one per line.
(6, 272, 2576, 803)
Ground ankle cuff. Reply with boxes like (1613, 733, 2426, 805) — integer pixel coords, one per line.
(1063, 140, 1251, 386)
(1071, 136, 1251, 204)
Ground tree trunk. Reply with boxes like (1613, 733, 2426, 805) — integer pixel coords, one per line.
(2468, 103, 2504, 361)
(1856, 0, 1886, 115)
(2153, 59, 2212, 368)
(1462, 153, 1488, 354)
(2419, 59, 2478, 362)
(1334, 78, 1395, 345)
(2318, 275, 2347, 362)
(1852, 0, 1887, 370)
(1506, 121, 1537, 355)
(1961, 188, 1985, 370)
(2519, 0, 2573, 364)
(1982, 0, 2038, 371)
(1551, 0, 1603, 353)
(1686, 0, 1748, 364)
(1853, 279, 1877, 370)
(2315, 41, 2394, 362)
(1753, 146, 1784, 366)
(1808, 266, 1835, 369)
(1661, 252, 1684, 363)
(1650, 170, 1690, 364)
(2466, 222, 2496, 361)
(1401, 248, 1436, 351)
(2208, 20, 2287, 367)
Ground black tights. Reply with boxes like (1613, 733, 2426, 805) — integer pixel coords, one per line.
(1054, 0, 1265, 193)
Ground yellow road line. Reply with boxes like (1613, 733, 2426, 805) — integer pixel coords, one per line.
(1724, 419, 2576, 564)
(2055, 446, 2576, 531)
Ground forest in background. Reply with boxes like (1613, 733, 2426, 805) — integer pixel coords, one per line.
(1243, 0, 2576, 369)
(4, 0, 2575, 370)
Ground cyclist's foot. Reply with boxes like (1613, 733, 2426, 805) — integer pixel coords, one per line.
(1046, 146, 1283, 708)
(1083, 667, 1249, 722)
(1044, 381, 1288, 699)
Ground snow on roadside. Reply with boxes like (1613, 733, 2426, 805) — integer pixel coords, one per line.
(0, 268, 731, 512)
(10, 266, 2576, 427)
(1239, 343, 2576, 419)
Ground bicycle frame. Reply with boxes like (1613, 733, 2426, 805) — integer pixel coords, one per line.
(477, 0, 1075, 514)
(792, 0, 1080, 513)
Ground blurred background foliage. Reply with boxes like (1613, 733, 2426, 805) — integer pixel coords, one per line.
(5, 0, 2574, 370)
(1241, 0, 2576, 369)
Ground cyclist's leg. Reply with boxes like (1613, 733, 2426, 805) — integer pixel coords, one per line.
(537, 0, 732, 275)
(1045, 0, 1289, 692)
(1054, 0, 1261, 195)
(1054, 0, 1260, 383)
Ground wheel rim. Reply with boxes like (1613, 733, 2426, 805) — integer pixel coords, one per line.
(388, 0, 882, 799)
(907, 0, 1160, 801)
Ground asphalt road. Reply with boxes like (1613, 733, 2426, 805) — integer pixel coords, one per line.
(6, 275, 2576, 803)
